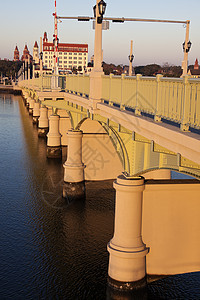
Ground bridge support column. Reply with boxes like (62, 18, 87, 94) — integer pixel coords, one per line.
(107, 175, 148, 291)
(63, 130, 85, 200)
(38, 106, 49, 137)
(47, 114, 62, 158)
(33, 102, 40, 125)
(29, 99, 35, 115)
(25, 97, 31, 109)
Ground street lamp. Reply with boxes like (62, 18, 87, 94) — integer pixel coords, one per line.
(98, 0, 106, 16)
(182, 40, 192, 53)
(181, 20, 191, 76)
(93, 5, 96, 18)
(93, 0, 106, 24)
(128, 54, 134, 63)
(128, 40, 134, 76)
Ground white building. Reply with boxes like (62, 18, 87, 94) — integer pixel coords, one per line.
(42, 32, 88, 72)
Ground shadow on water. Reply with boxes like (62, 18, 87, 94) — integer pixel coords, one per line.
(0, 94, 199, 299)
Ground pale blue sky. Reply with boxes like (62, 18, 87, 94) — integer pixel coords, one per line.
(1, 0, 200, 66)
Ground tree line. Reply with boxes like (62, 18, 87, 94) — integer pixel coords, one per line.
(0, 60, 22, 79)
(102, 62, 184, 77)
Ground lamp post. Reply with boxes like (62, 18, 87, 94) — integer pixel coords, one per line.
(182, 20, 191, 77)
(40, 37, 43, 77)
(93, 0, 106, 71)
(128, 40, 134, 76)
(51, 0, 60, 90)
(28, 55, 31, 81)
(32, 59, 35, 79)
(89, 0, 107, 110)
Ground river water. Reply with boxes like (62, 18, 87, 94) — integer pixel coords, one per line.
(0, 93, 199, 299)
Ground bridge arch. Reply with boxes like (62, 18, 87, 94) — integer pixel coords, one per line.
(74, 118, 125, 180)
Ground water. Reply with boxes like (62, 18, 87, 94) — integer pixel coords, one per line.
(0, 93, 199, 299)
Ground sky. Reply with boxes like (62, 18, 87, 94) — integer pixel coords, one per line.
(1, 0, 200, 66)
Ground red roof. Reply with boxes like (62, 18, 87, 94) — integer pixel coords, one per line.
(34, 41, 38, 48)
(194, 58, 199, 70)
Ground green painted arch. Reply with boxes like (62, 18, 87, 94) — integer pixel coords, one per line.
(75, 117, 129, 173)
(75, 117, 88, 131)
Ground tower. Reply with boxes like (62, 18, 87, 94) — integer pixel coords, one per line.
(43, 32, 48, 43)
(194, 58, 199, 70)
(21, 45, 29, 61)
(33, 41, 39, 64)
(14, 45, 19, 61)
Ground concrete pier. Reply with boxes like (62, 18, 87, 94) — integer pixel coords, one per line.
(63, 130, 85, 200)
(46, 114, 62, 158)
(29, 98, 35, 115)
(38, 106, 49, 137)
(107, 175, 148, 290)
(33, 102, 40, 125)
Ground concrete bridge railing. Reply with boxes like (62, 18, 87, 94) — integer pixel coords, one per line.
(19, 74, 200, 131)
(102, 74, 200, 131)
(19, 74, 90, 98)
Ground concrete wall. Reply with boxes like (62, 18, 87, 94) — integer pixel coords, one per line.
(80, 119, 123, 180)
(142, 180, 200, 275)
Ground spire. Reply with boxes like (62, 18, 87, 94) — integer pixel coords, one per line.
(43, 32, 48, 42)
(34, 41, 38, 48)
(194, 58, 199, 70)
(14, 44, 20, 61)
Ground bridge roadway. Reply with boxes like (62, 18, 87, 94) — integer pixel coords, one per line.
(18, 74, 200, 290)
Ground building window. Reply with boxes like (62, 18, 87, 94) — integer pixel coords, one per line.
(69, 53, 72, 55)
(79, 53, 82, 56)
(74, 53, 77, 55)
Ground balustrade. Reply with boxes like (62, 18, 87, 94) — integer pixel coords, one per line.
(18, 73, 200, 130)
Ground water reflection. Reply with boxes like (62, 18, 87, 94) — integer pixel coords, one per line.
(0, 94, 199, 299)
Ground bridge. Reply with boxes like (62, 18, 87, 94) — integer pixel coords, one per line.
(17, 72, 200, 289)
(15, 0, 200, 291)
